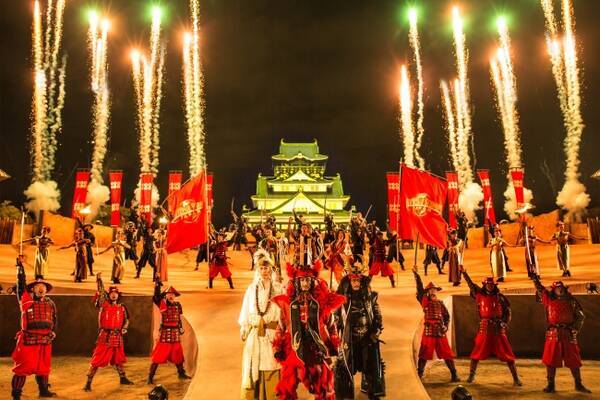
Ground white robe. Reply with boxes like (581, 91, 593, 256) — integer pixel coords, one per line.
(238, 279, 283, 389)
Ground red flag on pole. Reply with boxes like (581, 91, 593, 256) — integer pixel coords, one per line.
(510, 168, 525, 209)
(109, 171, 123, 227)
(207, 172, 214, 222)
(166, 172, 208, 254)
(139, 173, 154, 224)
(167, 171, 183, 214)
(399, 164, 448, 248)
(476, 169, 497, 226)
(72, 170, 90, 218)
(445, 171, 459, 229)
(386, 173, 400, 232)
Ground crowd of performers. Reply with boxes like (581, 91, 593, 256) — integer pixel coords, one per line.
(5, 209, 593, 399)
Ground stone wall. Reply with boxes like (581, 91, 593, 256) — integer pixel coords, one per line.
(0, 294, 153, 356)
(452, 294, 600, 359)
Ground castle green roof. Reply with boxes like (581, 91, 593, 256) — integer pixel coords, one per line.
(272, 139, 328, 162)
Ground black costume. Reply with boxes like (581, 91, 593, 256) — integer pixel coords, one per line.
(423, 245, 443, 275)
(135, 226, 156, 279)
(335, 274, 385, 400)
(124, 225, 138, 262)
(385, 231, 405, 270)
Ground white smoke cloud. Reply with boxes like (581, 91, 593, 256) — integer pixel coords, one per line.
(556, 179, 590, 222)
(24, 180, 61, 214)
(503, 182, 534, 221)
(85, 179, 110, 221)
(458, 181, 484, 222)
(133, 182, 160, 209)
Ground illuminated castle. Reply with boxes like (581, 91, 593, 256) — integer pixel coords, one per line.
(243, 139, 354, 227)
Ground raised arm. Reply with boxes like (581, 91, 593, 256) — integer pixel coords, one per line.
(413, 268, 425, 303)
(153, 278, 163, 306)
(15, 256, 26, 301)
(532, 275, 548, 302)
(462, 270, 480, 298)
(95, 273, 107, 308)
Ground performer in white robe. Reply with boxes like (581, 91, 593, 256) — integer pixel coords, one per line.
(239, 253, 283, 400)
(488, 230, 511, 282)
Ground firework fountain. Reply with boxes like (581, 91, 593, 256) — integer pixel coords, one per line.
(182, 0, 207, 177)
(130, 6, 165, 205)
(407, 8, 425, 169)
(85, 11, 111, 220)
(398, 65, 416, 168)
(489, 16, 533, 220)
(540, 0, 589, 220)
(440, 6, 483, 221)
(25, 0, 67, 214)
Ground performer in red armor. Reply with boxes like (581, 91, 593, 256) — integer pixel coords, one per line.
(412, 267, 459, 382)
(84, 272, 134, 391)
(533, 277, 591, 393)
(368, 231, 395, 288)
(271, 262, 346, 400)
(209, 232, 235, 289)
(462, 269, 521, 385)
(11, 255, 58, 400)
(147, 278, 192, 384)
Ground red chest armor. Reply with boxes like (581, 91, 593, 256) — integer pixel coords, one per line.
(162, 302, 181, 327)
(23, 299, 55, 345)
(373, 239, 386, 261)
(423, 298, 446, 337)
(546, 298, 574, 326)
(159, 302, 182, 343)
(476, 293, 503, 319)
(100, 303, 125, 330)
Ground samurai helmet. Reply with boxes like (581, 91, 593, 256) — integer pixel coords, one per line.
(26, 278, 53, 293)
(424, 282, 442, 291)
(346, 261, 367, 279)
(482, 277, 498, 286)
(162, 286, 181, 297)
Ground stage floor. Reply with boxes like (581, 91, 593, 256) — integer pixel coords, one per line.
(0, 243, 599, 399)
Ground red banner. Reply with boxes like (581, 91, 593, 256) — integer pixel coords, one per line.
(445, 171, 459, 229)
(510, 168, 525, 209)
(386, 173, 400, 232)
(399, 164, 448, 248)
(71, 170, 90, 219)
(167, 171, 183, 214)
(109, 171, 123, 227)
(476, 169, 497, 226)
(207, 172, 214, 222)
(139, 173, 154, 224)
(166, 172, 208, 254)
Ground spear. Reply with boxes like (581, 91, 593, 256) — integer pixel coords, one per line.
(19, 207, 25, 256)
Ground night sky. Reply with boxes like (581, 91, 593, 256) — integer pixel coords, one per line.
(0, 0, 599, 228)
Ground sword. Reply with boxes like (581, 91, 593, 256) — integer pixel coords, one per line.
(364, 205, 373, 221)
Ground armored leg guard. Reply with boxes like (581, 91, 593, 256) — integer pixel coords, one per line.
(116, 364, 134, 385)
(84, 366, 98, 391)
(467, 359, 478, 383)
(11, 375, 26, 400)
(417, 358, 427, 379)
(508, 361, 522, 386)
(147, 363, 158, 385)
(543, 366, 556, 393)
(571, 368, 592, 393)
(36, 375, 56, 397)
(445, 359, 460, 382)
(177, 364, 191, 380)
